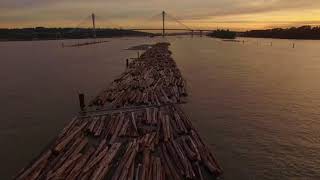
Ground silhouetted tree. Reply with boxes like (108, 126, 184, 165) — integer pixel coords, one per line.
(0, 28, 153, 41)
(241, 26, 320, 39)
(207, 29, 236, 39)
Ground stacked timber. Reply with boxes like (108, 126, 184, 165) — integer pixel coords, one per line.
(16, 43, 222, 180)
(90, 43, 187, 108)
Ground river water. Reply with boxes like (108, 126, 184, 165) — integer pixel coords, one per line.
(0, 37, 320, 179)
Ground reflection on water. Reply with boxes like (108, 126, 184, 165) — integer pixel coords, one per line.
(0, 37, 320, 179)
(0, 37, 157, 179)
(170, 37, 320, 180)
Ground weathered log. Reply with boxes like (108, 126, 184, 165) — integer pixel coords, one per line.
(141, 149, 151, 180)
(94, 118, 104, 137)
(90, 142, 122, 180)
(127, 161, 135, 180)
(83, 145, 109, 173)
(51, 153, 82, 178)
(135, 163, 142, 180)
(17, 150, 52, 180)
(155, 157, 162, 180)
(109, 114, 124, 144)
(58, 117, 78, 139)
(66, 147, 95, 180)
(112, 142, 137, 180)
(48, 136, 84, 175)
(159, 144, 182, 180)
(54, 122, 87, 152)
(194, 162, 204, 180)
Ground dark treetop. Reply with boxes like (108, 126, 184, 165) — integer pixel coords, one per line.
(241, 26, 320, 40)
(0, 27, 153, 41)
(207, 29, 237, 39)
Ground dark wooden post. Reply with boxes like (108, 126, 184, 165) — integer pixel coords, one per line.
(126, 59, 129, 68)
(162, 11, 165, 37)
(92, 13, 96, 39)
(78, 93, 85, 111)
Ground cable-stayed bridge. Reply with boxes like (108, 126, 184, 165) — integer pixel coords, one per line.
(70, 11, 214, 38)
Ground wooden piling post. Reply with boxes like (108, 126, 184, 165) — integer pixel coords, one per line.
(126, 59, 129, 68)
(137, 51, 140, 58)
(293, 43, 295, 48)
(78, 93, 85, 111)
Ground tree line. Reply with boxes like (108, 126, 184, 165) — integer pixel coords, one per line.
(0, 27, 152, 41)
(241, 26, 320, 40)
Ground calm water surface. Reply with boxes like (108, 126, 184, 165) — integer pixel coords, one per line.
(0, 37, 320, 179)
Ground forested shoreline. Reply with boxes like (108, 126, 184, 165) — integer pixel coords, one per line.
(241, 26, 320, 40)
(0, 27, 153, 41)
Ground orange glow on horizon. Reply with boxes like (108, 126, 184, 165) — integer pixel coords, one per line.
(1, 1, 320, 31)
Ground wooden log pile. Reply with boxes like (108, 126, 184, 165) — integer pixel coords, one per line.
(16, 43, 222, 180)
(90, 43, 187, 108)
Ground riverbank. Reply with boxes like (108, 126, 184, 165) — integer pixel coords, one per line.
(240, 26, 320, 40)
(0, 28, 153, 42)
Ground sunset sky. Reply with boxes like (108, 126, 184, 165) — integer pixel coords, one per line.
(1, 0, 320, 30)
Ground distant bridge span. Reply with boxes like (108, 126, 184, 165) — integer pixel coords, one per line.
(127, 28, 212, 32)
(89, 11, 215, 37)
(127, 11, 214, 36)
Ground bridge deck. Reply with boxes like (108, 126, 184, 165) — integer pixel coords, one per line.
(16, 43, 222, 180)
(127, 28, 212, 32)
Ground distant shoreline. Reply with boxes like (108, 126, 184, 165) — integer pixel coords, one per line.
(239, 36, 320, 41)
(240, 25, 320, 40)
(3, 25, 320, 41)
(0, 27, 154, 42)
(0, 36, 146, 42)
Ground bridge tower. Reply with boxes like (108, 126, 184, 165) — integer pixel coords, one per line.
(162, 11, 165, 37)
(92, 13, 96, 39)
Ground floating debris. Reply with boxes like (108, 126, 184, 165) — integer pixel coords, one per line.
(63, 40, 109, 48)
(125, 44, 153, 51)
(222, 39, 241, 42)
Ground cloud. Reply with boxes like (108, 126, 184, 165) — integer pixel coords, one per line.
(174, 0, 319, 20)
(1, 0, 320, 29)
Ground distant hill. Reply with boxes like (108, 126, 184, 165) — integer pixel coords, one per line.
(241, 26, 320, 40)
(0, 27, 153, 41)
(207, 29, 237, 39)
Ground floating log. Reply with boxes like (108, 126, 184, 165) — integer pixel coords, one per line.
(90, 43, 187, 108)
(16, 43, 222, 180)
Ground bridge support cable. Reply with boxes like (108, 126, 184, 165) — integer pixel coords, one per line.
(132, 12, 163, 31)
(145, 12, 163, 24)
(94, 15, 122, 29)
(65, 15, 92, 35)
(165, 12, 193, 31)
